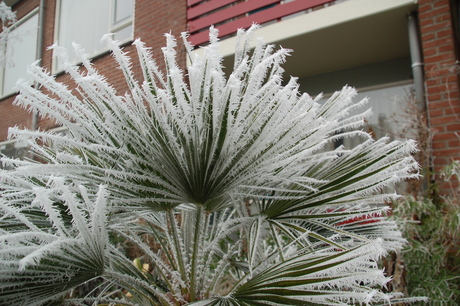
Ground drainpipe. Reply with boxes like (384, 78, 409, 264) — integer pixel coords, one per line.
(408, 11, 434, 192)
(31, 0, 45, 131)
(407, 11, 426, 112)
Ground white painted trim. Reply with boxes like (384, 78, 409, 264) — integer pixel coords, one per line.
(48, 126, 69, 134)
(320, 79, 414, 99)
(110, 0, 134, 32)
(0, 139, 19, 149)
(357, 79, 413, 94)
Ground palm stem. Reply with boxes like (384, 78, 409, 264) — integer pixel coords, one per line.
(189, 204, 204, 301)
(166, 208, 188, 291)
(269, 222, 285, 261)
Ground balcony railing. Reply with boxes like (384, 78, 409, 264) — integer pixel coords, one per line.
(187, 0, 337, 46)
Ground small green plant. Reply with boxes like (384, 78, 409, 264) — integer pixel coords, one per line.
(392, 192, 460, 304)
(384, 66, 460, 304)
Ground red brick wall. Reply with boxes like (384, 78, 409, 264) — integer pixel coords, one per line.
(419, 0, 460, 192)
(134, 0, 187, 73)
(0, 95, 32, 140)
(0, 0, 187, 141)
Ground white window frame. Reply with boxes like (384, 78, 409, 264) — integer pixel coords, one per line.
(0, 8, 39, 98)
(0, 138, 27, 154)
(0, 138, 29, 168)
(110, 0, 134, 32)
(53, 0, 135, 73)
(0, 126, 69, 169)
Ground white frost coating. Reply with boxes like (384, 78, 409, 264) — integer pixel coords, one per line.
(0, 25, 423, 305)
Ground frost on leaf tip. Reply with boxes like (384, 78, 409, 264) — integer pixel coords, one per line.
(0, 24, 423, 305)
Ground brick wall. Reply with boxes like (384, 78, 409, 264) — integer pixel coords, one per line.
(0, 0, 187, 141)
(419, 0, 460, 192)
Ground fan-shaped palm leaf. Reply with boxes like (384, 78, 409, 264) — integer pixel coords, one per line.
(0, 26, 424, 305)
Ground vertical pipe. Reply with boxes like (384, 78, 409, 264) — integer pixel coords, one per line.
(407, 11, 426, 112)
(31, 0, 45, 131)
(408, 10, 433, 193)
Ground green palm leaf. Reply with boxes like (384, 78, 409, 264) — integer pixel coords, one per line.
(0, 25, 424, 305)
(0, 184, 109, 305)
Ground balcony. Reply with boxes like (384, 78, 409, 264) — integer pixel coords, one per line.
(188, 0, 418, 81)
(187, 0, 340, 46)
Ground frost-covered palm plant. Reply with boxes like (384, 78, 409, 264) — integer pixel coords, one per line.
(1, 26, 422, 305)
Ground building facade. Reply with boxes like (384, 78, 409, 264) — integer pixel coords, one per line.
(1, 0, 459, 193)
(0, 0, 187, 155)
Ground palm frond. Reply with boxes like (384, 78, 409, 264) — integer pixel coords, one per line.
(0, 25, 422, 304)
(0, 184, 109, 305)
(191, 240, 399, 305)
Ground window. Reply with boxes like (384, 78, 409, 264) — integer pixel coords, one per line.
(342, 82, 414, 147)
(313, 82, 413, 150)
(298, 58, 414, 145)
(0, 139, 28, 169)
(0, 10, 39, 97)
(0, 126, 69, 170)
(55, 0, 134, 70)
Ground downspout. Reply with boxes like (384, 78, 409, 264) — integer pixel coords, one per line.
(407, 11, 427, 113)
(408, 11, 433, 192)
(31, 0, 45, 131)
